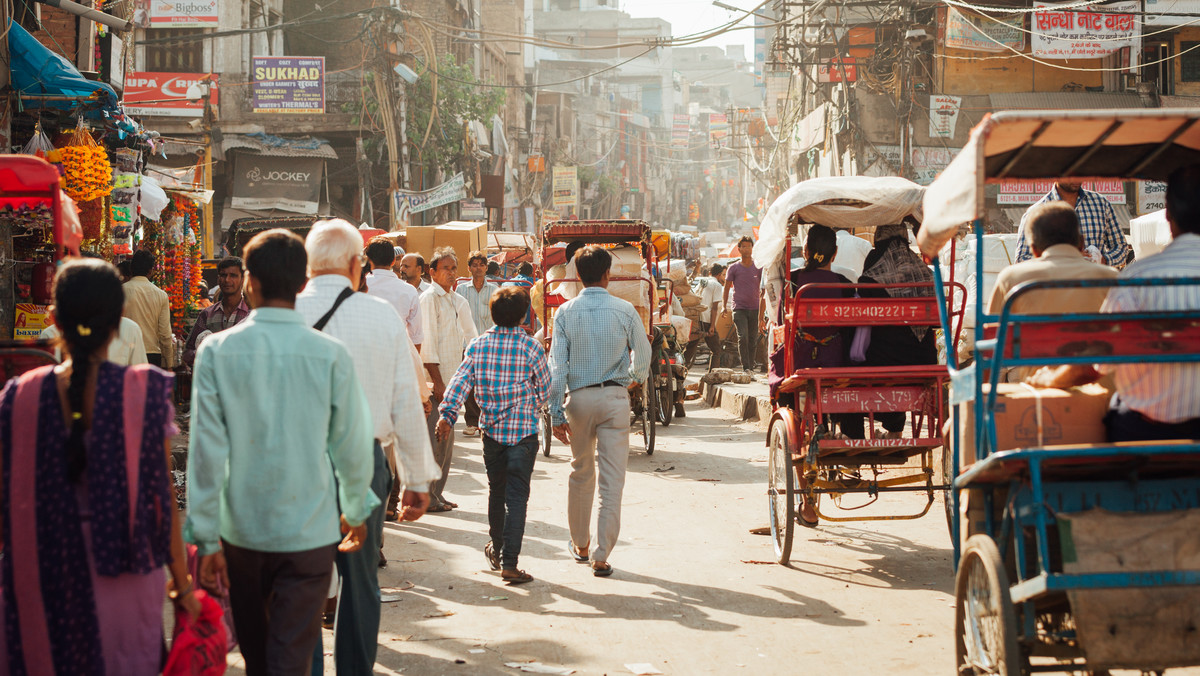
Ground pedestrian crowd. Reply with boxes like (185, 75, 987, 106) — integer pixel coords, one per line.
(0, 220, 650, 676)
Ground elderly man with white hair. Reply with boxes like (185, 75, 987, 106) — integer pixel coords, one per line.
(295, 219, 440, 675)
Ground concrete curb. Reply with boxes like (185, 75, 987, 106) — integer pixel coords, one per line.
(700, 379, 772, 429)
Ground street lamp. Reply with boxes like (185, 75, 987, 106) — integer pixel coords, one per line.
(711, 1, 774, 21)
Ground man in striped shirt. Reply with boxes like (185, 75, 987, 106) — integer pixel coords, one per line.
(436, 287, 551, 584)
(1031, 166, 1200, 441)
(1015, 182, 1132, 268)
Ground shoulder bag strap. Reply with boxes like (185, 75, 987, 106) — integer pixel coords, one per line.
(312, 287, 356, 332)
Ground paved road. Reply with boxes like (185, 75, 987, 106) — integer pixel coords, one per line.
(223, 398, 958, 675)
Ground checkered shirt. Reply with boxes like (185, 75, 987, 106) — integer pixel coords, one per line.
(439, 326, 552, 445)
(1015, 186, 1131, 267)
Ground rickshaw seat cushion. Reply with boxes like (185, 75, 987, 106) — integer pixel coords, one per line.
(778, 364, 947, 393)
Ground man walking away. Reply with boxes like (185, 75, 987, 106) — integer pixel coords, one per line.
(124, 249, 174, 367)
(183, 256, 250, 367)
(420, 247, 479, 512)
(722, 236, 763, 374)
(456, 250, 499, 437)
(365, 236, 423, 348)
(296, 220, 441, 674)
(688, 263, 726, 369)
(436, 287, 551, 584)
(186, 229, 377, 676)
(549, 246, 651, 577)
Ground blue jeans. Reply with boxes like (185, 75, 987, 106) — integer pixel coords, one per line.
(483, 433, 538, 569)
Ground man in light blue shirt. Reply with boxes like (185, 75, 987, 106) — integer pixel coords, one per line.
(549, 245, 650, 578)
(185, 229, 377, 676)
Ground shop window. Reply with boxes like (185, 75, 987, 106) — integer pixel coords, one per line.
(144, 29, 204, 72)
(1182, 42, 1200, 82)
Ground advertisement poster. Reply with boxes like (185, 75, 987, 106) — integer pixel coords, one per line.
(945, 6, 1025, 52)
(231, 154, 325, 214)
(929, 94, 962, 139)
(124, 72, 218, 117)
(816, 57, 857, 83)
(251, 57, 325, 114)
(1031, 0, 1138, 59)
(708, 113, 729, 144)
(393, 173, 467, 218)
(672, 114, 690, 150)
(1137, 181, 1168, 214)
(147, 0, 217, 27)
(998, 180, 1126, 205)
(14, 304, 51, 340)
(552, 166, 579, 210)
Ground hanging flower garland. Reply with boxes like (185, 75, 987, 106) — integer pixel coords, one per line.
(162, 195, 204, 336)
(60, 127, 112, 204)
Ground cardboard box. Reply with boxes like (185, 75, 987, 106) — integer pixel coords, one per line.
(433, 221, 487, 263)
(405, 226, 436, 261)
(957, 383, 1111, 468)
(713, 309, 735, 340)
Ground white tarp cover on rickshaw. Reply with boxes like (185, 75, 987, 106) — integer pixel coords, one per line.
(752, 176, 925, 330)
(919, 108, 1200, 259)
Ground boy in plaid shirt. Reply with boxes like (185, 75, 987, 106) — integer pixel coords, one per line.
(436, 287, 551, 584)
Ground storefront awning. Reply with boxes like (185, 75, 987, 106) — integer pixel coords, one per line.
(9, 22, 119, 111)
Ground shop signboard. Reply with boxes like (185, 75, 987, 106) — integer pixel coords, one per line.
(14, 304, 50, 340)
(1137, 181, 1168, 214)
(945, 6, 1025, 52)
(231, 154, 325, 214)
(1031, 0, 1138, 59)
(393, 173, 467, 219)
(997, 180, 1126, 205)
(708, 113, 729, 144)
(816, 57, 857, 83)
(251, 56, 325, 114)
(672, 113, 690, 150)
(460, 198, 486, 220)
(552, 166, 579, 210)
(124, 72, 219, 117)
(928, 94, 962, 139)
(148, 0, 218, 27)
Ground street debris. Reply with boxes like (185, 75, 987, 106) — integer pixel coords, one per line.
(503, 662, 576, 674)
(652, 466, 676, 472)
(624, 664, 664, 675)
(740, 560, 775, 565)
(423, 611, 456, 618)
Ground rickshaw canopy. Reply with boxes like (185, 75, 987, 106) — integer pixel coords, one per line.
(919, 108, 1200, 258)
(753, 176, 925, 271)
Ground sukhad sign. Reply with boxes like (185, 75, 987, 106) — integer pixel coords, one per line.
(251, 57, 325, 114)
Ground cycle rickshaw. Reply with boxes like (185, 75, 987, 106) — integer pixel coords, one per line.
(760, 176, 966, 564)
(538, 219, 663, 455)
(921, 108, 1200, 674)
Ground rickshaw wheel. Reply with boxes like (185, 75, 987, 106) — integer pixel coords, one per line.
(941, 445, 955, 535)
(657, 362, 674, 427)
(956, 535, 1022, 676)
(768, 421, 795, 565)
(642, 383, 657, 455)
(540, 411, 552, 458)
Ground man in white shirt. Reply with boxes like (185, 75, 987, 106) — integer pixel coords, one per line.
(364, 237, 423, 347)
(455, 250, 499, 437)
(40, 316, 148, 365)
(420, 247, 478, 512)
(296, 219, 440, 674)
(400, 253, 431, 293)
(694, 263, 726, 369)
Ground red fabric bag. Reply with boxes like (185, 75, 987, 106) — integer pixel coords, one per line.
(163, 589, 228, 676)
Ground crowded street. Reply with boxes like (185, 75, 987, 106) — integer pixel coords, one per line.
(240, 397, 957, 676)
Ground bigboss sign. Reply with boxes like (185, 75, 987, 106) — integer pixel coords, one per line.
(124, 72, 219, 117)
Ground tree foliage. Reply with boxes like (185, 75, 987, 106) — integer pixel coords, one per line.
(407, 55, 506, 177)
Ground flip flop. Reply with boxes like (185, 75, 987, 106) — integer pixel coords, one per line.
(501, 569, 534, 585)
(592, 562, 613, 577)
(567, 542, 589, 563)
(427, 503, 453, 513)
(484, 543, 501, 571)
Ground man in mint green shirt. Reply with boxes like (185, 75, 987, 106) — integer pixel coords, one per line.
(185, 229, 378, 676)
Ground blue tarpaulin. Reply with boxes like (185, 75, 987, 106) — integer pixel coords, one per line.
(8, 21, 119, 110)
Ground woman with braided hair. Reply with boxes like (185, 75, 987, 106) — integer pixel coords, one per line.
(1, 258, 198, 675)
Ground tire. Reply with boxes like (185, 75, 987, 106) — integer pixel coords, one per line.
(540, 411, 552, 457)
(642, 382, 657, 455)
(941, 443, 955, 536)
(657, 361, 674, 427)
(768, 421, 795, 565)
(956, 535, 1023, 676)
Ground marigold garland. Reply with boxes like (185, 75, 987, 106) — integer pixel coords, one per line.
(60, 129, 112, 204)
(163, 195, 204, 336)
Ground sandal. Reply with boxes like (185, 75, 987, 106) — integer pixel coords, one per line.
(385, 509, 400, 522)
(484, 543, 501, 571)
(591, 562, 613, 577)
(567, 542, 589, 563)
(427, 503, 453, 513)
(501, 569, 534, 585)
(443, 501, 459, 509)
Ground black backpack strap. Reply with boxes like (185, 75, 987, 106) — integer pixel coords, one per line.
(312, 287, 356, 332)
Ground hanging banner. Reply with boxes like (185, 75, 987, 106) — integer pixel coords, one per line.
(552, 166, 579, 210)
(929, 94, 962, 139)
(251, 56, 325, 114)
(944, 6, 1025, 52)
(708, 114, 729, 144)
(1031, 0, 1138, 59)
(998, 180, 1126, 205)
(124, 72, 219, 117)
(393, 173, 467, 218)
(672, 114, 690, 150)
(231, 154, 325, 214)
(1144, 0, 1200, 25)
(148, 0, 218, 28)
